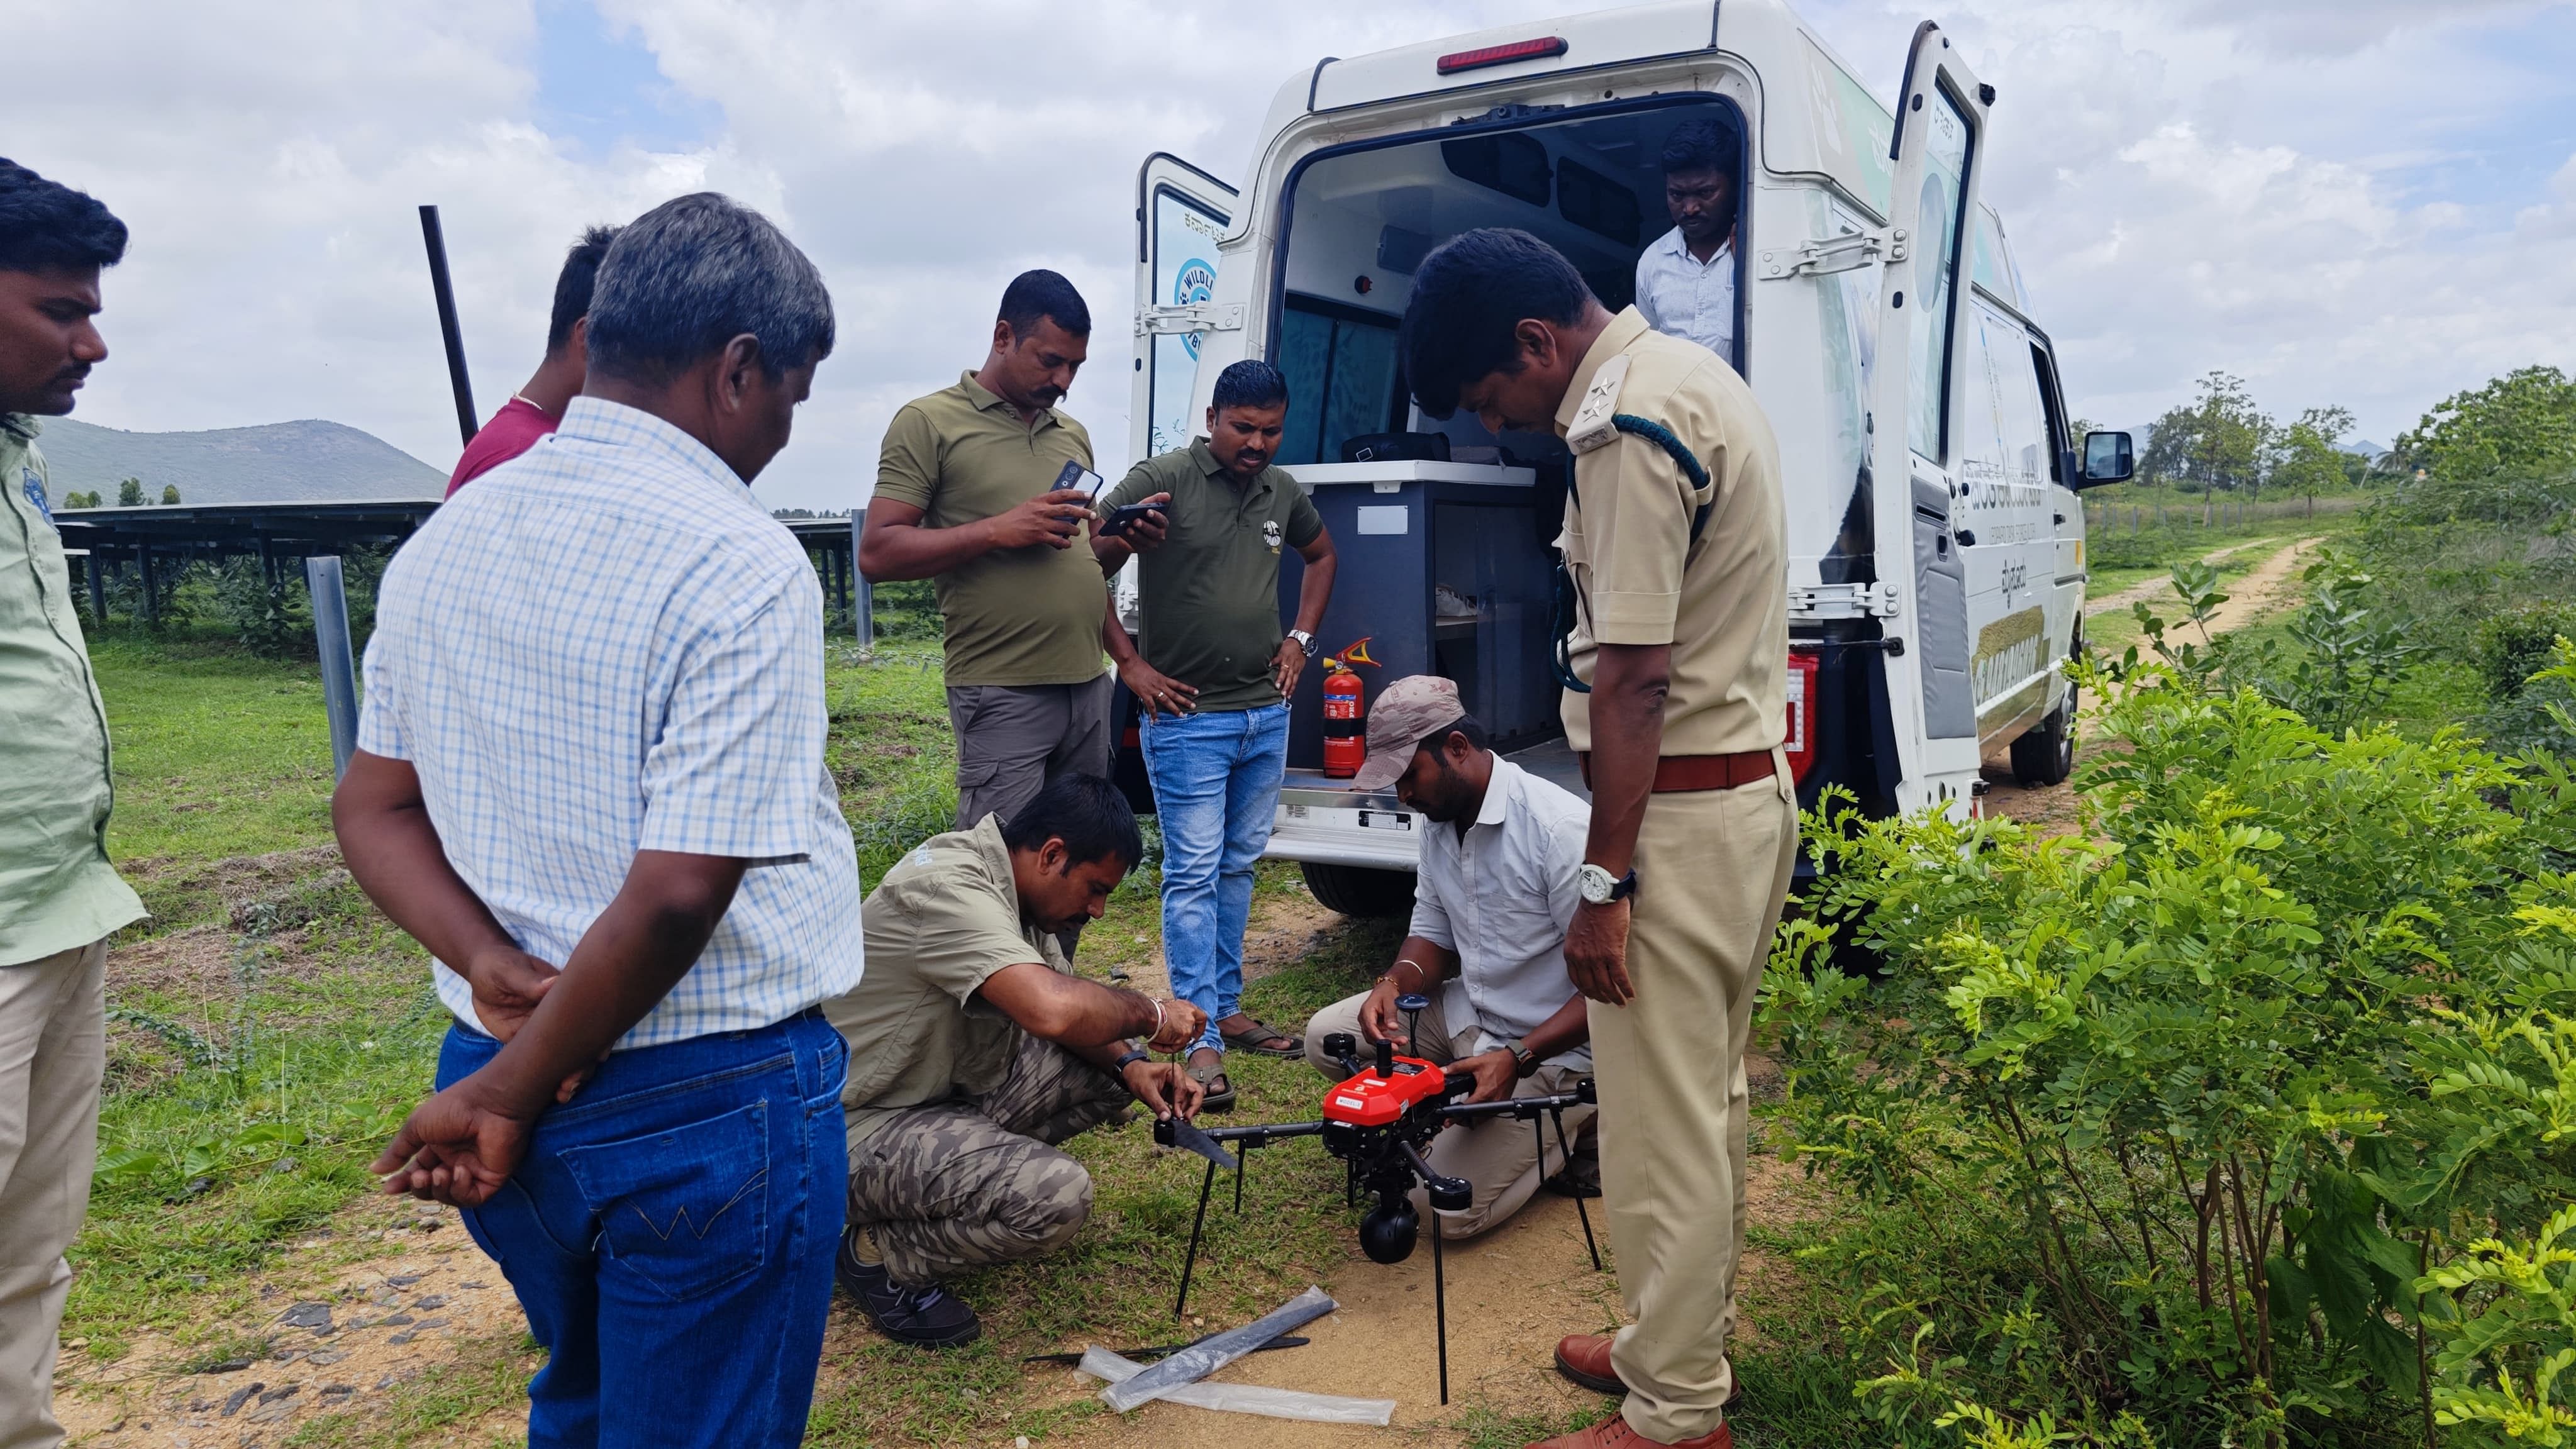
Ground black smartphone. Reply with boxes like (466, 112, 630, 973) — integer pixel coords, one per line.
(1052, 459, 1107, 499)
(1099, 501, 1168, 538)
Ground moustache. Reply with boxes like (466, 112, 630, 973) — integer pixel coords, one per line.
(50, 364, 90, 389)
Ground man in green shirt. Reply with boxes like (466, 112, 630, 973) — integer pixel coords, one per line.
(0, 158, 146, 1449)
(1093, 360, 1337, 1107)
(823, 774, 1205, 1348)
(856, 270, 1119, 836)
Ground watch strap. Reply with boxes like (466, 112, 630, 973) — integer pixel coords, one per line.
(1111, 1045, 1150, 1072)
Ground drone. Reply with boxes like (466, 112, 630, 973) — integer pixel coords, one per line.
(1150, 994, 1600, 1403)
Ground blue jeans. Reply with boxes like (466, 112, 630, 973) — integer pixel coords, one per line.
(1140, 702, 1290, 1056)
(440, 1009, 848, 1449)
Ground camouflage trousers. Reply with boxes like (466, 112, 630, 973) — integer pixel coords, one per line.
(846, 1031, 1131, 1288)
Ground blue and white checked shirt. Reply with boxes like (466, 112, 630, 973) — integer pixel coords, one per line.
(357, 397, 863, 1050)
(1633, 225, 1738, 368)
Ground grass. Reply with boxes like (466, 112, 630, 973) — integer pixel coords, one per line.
(90, 633, 341, 866)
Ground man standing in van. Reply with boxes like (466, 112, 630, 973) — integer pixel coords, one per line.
(1634, 119, 1739, 369)
(1400, 228, 1793, 1449)
(1091, 360, 1337, 1107)
(857, 272, 1114, 847)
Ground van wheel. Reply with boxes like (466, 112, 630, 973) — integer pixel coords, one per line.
(1301, 863, 1417, 919)
(2010, 697, 2075, 787)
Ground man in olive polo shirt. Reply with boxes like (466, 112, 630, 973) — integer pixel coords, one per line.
(0, 158, 147, 1448)
(1401, 228, 1793, 1449)
(1092, 360, 1337, 1107)
(857, 270, 1116, 835)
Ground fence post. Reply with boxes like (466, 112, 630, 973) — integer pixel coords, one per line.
(307, 555, 360, 781)
(849, 509, 874, 654)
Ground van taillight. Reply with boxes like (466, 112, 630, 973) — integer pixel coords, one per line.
(1785, 650, 1821, 784)
(1437, 36, 1568, 74)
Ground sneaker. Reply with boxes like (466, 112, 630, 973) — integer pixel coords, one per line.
(836, 1226, 981, 1348)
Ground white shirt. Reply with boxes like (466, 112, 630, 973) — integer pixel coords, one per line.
(1634, 225, 1738, 367)
(1407, 757, 1592, 1069)
(357, 397, 864, 1050)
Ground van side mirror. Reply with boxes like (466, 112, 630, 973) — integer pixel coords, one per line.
(2078, 431, 2134, 487)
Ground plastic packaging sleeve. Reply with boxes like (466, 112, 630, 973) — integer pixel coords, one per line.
(1078, 1346, 1396, 1425)
(1097, 1285, 1338, 1413)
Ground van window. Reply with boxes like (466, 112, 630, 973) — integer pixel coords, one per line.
(2029, 343, 2070, 485)
(1276, 296, 1404, 467)
(1957, 301, 2048, 511)
(1906, 87, 1974, 463)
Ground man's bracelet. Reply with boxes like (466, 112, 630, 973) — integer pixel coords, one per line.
(1378, 958, 1432, 992)
(1147, 995, 1167, 1048)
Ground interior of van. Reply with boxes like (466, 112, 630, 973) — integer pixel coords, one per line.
(1269, 97, 1744, 471)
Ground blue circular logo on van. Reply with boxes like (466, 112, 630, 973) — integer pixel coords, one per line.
(1173, 260, 1217, 358)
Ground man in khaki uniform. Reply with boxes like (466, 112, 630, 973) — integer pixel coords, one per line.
(823, 775, 1207, 1350)
(0, 159, 147, 1449)
(1399, 228, 1793, 1449)
(856, 270, 1116, 833)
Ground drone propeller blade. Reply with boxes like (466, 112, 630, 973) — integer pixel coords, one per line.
(1162, 1115, 1241, 1171)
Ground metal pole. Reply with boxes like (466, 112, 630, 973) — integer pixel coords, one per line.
(418, 204, 479, 448)
(307, 556, 360, 780)
(84, 553, 105, 625)
(849, 509, 874, 651)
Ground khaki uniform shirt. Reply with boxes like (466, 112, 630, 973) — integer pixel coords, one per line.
(0, 418, 144, 965)
(824, 814, 1061, 1144)
(874, 373, 1109, 687)
(1555, 308, 1787, 755)
(1098, 440, 1324, 712)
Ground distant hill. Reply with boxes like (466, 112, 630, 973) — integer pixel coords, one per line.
(30, 416, 445, 504)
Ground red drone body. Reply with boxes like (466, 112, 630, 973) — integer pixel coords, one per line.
(1320, 1055, 1450, 1128)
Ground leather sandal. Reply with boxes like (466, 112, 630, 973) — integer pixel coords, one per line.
(1187, 1057, 1236, 1114)
(1219, 1016, 1304, 1058)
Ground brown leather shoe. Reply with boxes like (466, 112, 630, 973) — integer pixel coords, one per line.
(1554, 1333, 1626, 1394)
(1526, 1412, 1732, 1449)
(1553, 1335, 1746, 1408)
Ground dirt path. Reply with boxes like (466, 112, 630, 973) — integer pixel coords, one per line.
(2082, 536, 2284, 619)
(1983, 535, 2322, 833)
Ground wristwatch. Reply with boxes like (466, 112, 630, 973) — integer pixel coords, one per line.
(1577, 863, 1638, 905)
(1287, 628, 1320, 658)
(1504, 1038, 1538, 1077)
(1111, 1045, 1150, 1072)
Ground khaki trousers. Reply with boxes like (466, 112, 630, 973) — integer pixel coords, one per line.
(1302, 989, 1595, 1239)
(1594, 765, 1796, 1443)
(0, 938, 106, 1449)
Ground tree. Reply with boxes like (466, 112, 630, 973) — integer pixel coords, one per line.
(2141, 372, 2269, 523)
(2270, 405, 2355, 518)
(2390, 365, 2576, 480)
(116, 477, 143, 507)
(160, 484, 181, 505)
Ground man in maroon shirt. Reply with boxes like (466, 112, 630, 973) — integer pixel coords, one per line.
(445, 224, 619, 496)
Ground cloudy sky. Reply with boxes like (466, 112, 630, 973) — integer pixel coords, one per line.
(14, 0, 2575, 508)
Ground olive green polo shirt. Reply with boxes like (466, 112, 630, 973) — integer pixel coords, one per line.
(1099, 440, 1324, 713)
(0, 418, 145, 965)
(875, 372, 1109, 687)
(823, 814, 1060, 1146)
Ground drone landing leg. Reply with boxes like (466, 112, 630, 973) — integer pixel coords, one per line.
(1552, 1106, 1602, 1272)
(1233, 1149, 1246, 1213)
(1431, 1203, 1451, 1405)
(1175, 1158, 1216, 1319)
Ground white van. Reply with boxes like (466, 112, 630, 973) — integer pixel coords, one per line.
(1113, 0, 2134, 915)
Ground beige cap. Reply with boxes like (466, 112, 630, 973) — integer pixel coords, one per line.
(1349, 675, 1467, 792)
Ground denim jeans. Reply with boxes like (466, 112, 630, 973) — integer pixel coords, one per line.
(441, 1009, 848, 1449)
(1140, 702, 1290, 1055)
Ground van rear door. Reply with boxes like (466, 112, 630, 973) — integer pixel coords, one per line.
(1130, 155, 1241, 462)
(1867, 21, 1994, 812)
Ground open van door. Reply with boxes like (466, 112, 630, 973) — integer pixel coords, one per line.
(1867, 22, 1994, 813)
(1131, 155, 1240, 462)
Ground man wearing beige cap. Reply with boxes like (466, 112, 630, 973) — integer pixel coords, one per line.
(1302, 675, 1597, 1238)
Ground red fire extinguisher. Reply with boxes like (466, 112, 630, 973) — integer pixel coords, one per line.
(1321, 637, 1377, 779)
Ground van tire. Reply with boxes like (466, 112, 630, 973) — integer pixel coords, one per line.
(2010, 697, 2075, 787)
(1302, 863, 1418, 919)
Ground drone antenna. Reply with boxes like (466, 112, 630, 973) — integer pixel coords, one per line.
(1396, 992, 1430, 1055)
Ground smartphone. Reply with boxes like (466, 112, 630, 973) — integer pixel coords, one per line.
(1052, 459, 1108, 500)
(1099, 501, 1169, 538)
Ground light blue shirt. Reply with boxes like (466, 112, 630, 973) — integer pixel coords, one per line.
(1406, 758, 1592, 1071)
(1633, 225, 1738, 367)
(357, 397, 863, 1050)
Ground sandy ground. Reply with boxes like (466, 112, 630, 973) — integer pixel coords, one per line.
(2081, 536, 2286, 619)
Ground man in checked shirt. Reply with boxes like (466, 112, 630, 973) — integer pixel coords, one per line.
(337, 193, 860, 1449)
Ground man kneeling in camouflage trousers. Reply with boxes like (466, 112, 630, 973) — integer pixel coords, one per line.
(823, 773, 1206, 1348)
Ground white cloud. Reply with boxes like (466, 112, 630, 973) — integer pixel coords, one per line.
(14, 0, 2576, 503)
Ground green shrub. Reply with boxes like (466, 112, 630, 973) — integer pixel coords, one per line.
(1764, 658, 2576, 1447)
(2477, 606, 2576, 703)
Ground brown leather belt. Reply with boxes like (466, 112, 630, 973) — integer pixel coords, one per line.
(1576, 749, 1777, 793)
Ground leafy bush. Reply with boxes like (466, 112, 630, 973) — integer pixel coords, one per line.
(2478, 606, 2576, 704)
(1764, 660, 2576, 1447)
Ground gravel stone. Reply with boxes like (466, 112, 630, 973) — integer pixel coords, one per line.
(221, 1383, 263, 1416)
(276, 1302, 333, 1330)
(413, 1295, 447, 1309)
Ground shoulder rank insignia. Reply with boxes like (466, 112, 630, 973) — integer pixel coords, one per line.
(1565, 353, 1632, 455)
